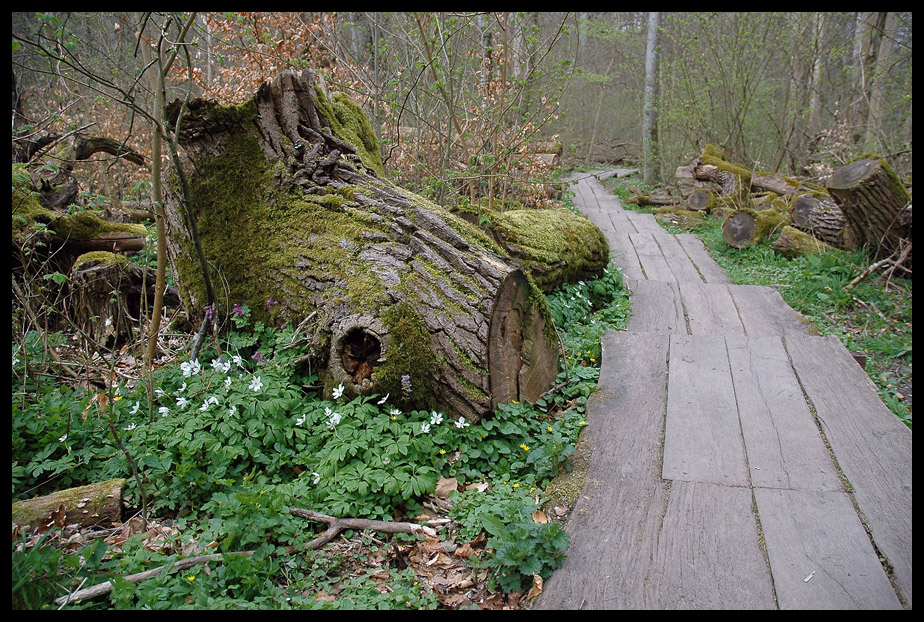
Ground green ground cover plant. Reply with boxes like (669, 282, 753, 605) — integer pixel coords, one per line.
(12, 258, 631, 609)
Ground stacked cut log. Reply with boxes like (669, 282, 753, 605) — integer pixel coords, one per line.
(649, 146, 911, 261)
(826, 156, 912, 269)
(161, 70, 605, 422)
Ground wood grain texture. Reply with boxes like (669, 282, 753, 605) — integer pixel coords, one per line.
(676, 233, 730, 284)
(678, 281, 745, 335)
(662, 335, 748, 485)
(534, 331, 670, 610)
(646, 481, 776, 609)
(630, 231, 676, 281)
(755, 488, 901, 609)
(729, 284, 814, 337)
(626, 278, 686, 334)
(726, 336, 840, 491)
(785, 335, 913, 607)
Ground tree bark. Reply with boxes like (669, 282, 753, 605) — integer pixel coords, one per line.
(162, 70, 561, 422)
(789, 193, 853, 249)
(12, 478, 125, 533)
(642, 12, 662, 186)
(826, 156, 911, 263)
(770, 225, 834, 257)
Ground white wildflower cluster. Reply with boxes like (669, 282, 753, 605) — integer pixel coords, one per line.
(325, 406, 342, 430)
(180, 359, 202, 377)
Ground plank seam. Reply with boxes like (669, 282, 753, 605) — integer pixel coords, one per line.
(723, 335, 780, 606)
(780, 335, 908, 608)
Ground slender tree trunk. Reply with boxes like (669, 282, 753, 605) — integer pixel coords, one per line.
(864, 12, 898, 150)
(642, 12, 662, 186)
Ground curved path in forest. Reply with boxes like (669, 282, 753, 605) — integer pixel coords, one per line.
(533, 172, 912, 610)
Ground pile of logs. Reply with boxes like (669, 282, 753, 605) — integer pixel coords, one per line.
(649, 146, 912, 267)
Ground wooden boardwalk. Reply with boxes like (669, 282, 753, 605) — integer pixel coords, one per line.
(533, 173, 912, 610)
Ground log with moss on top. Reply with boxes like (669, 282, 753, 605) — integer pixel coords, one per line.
(826, 155, 912, 265)
(161, 70, 591, 422)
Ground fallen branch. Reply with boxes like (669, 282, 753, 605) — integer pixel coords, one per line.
(54, 551, 254, 606)
(54, 507, 437, 607)
(845, 242, 912, 290)
(288, 507, 437, 550)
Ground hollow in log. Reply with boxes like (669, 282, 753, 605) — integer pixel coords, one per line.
(162, 70, 561, 422)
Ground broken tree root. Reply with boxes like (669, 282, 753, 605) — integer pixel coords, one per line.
(53, 507, 437, 606)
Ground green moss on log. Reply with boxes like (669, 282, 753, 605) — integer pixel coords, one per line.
(701, 144, 752, 182)
(12, 180, 55, 242)
(73, 251, 129, 267)
(484, 207, 609, 293)
(771, 225, 834, 258)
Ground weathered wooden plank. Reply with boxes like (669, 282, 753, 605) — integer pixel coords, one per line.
(607, 232, 645, 280)
(678, 281, 745, 335)
(630, 231, 676, 282)
(675, 233, 730, 284)
(730, 284, 814, 337)
(662, 335, 748, 486)
(626, 210, 665, 234)
(755, 488, 902, 610)
(604, 209, 638, 234)
(726, 336, 841, 491)
(646, 481, 776, 609)
(655, 233, 706, 283)
(535, 331, 670, 610)
(785, 335, 913, 608)
(626, 278, 687, 334)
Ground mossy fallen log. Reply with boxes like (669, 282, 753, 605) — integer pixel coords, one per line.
(770, 225, 834, 258)
(693, 145, 752, 209)
(12, 478, 125, 532)
(458, 207, 609, 293)
(162, 70, 562, 422)
(683, 188, 717, 212)
(655, 209, 707, 231)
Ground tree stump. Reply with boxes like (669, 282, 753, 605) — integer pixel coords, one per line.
(68, 252, 169, 348)
(826, 157, 912, 263)
(162, 70, 562, 422)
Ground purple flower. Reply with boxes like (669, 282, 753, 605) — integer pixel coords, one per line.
(266, 298, 279, 311)
(251, 351, 264, 362)
(203, 303, 215, 321)
(232, 303, 245, 317)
